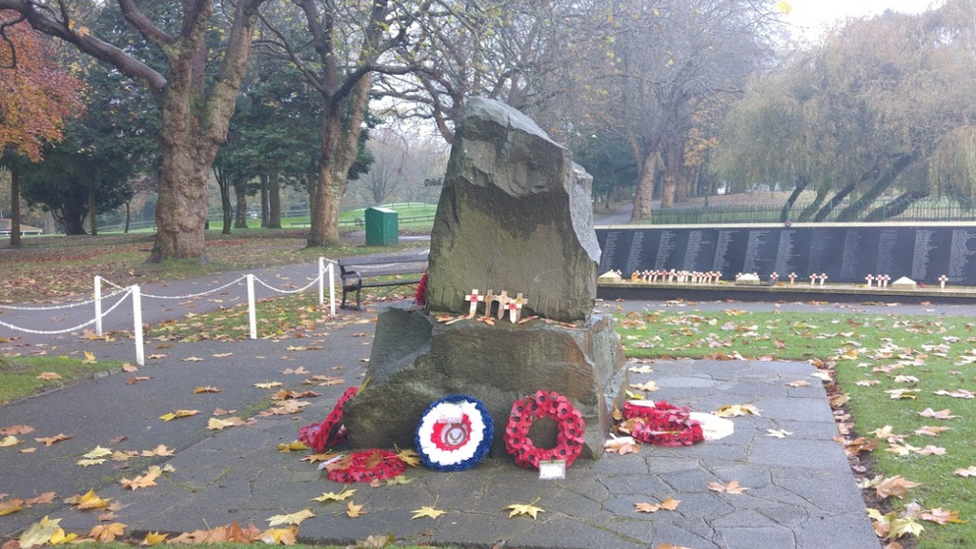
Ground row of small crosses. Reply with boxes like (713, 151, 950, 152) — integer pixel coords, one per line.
(863, 274, 892, 288)
(464, 289, 528, 323)
(627, 270, 723, 284)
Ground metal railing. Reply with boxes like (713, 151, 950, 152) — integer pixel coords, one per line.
(646, 198, 976, 225)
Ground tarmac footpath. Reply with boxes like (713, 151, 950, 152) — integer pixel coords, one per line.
(0, 276, 886, 548)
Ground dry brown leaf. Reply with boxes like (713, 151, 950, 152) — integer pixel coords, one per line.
(267, 508, 315, 526)
(715, 404, 760, 417)
(708, 480, 750, 494)
(159, 409, 199, 421)
(605, 436, 640, 455)
(34, 434, 70, 446)
(919, 408, 960, 420)
(874, 476, 922, 499)
(35, 372, 62, 381)
(88, 522, 125, 542)
(120, 466, 163, 490)
(914, 426, 951, 437)
(207, 417, 248, 431)
(0, 499, 25, 516)
(505, 499, 543, 519)
(954, 466, 976, 477)
(25, 493, 55, 505)
(346, 501, 366, 518)
(258, 527, 298, 545)
(141, 444, 175, 457)
(919, 508, 967, 525)
(193, 386, 221, 394)
(140, 532, 169, 546)
(0, 425, 34, 436)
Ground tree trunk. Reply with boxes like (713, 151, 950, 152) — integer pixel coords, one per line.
(631, 148, 658, 221)
(87, 178, 97, 235)
(267, 171, 281, 229)
(63, 201, 87, 235)
(836, 155, 914, 222)
(260, 174, 269, 228)
(9, 166, 21, 248)
(659, 146, 681, 209)
(863, 190, 930, 222)
(813, 182, 857, 222)
(124, 201, 131, 233)
(780, 179, 808, 223)
(308, 77, 372, 248)
(234, 178, 248, 229)
(149, 133, 213, 262)
(798, 189, 825, 222)
(218, 173, 232, 234)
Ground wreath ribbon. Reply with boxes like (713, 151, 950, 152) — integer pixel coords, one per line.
(298, 386, 358, 453)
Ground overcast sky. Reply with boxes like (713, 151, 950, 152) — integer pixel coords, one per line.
(785, 0, 941, 38)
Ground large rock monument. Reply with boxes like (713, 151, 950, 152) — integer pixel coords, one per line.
(343, 98, 625, 458)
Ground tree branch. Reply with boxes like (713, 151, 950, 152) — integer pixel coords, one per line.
(117, 0, 176, 50)
(0, 0, 168, 97)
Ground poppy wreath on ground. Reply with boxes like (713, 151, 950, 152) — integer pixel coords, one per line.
(415, 395, 493, 471)
(298, 387, 358, 453)
(324, 449, 406, 483)
(415, 271, 428, 307)
(504, 390, 586, 469)
(623, 400, 704, 447)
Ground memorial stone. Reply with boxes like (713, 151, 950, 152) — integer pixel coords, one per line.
(344, 98, 625, 459)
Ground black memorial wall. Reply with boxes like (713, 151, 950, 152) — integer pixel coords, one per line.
(596, 225, 976, 285)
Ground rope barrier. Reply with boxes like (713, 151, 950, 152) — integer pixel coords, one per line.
(0, 288, 132, 335)
(0, 287, 128, 311)
(1, 258, 340, 360)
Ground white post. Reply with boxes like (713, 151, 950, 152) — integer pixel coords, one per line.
(318, 257, 326, 306)
(327, 263, 336, 317)
(246, 274, 257, 340)
(94, 275, 103, 336)
(132, 285, 145, 366)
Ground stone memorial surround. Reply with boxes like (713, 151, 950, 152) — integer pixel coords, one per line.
(344, 98, 626, 459)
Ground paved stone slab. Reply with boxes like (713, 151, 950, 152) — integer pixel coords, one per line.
(1, 295, 880, 549)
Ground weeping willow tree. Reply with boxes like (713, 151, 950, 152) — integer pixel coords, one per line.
(714, 0, 976, 222)
(929, 126, 976, 211)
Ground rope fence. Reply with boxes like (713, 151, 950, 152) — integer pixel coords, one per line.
(0, 259, 338, 366)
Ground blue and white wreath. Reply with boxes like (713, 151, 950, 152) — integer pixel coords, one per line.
(415, 395, 493, 471)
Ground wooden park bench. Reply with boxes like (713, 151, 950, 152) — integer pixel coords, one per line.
(338, 252, 429, 310)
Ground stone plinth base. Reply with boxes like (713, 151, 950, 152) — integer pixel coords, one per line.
(343, 304, 627, 459)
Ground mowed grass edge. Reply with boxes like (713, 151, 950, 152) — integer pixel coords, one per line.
(615, 308, 976, 549)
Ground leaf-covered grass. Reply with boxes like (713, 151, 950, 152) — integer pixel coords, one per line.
(0, 230, 427, 303)
(615, 309, 976, 549)
(129, 283, 415, 342)
(0, 355, 123, 405)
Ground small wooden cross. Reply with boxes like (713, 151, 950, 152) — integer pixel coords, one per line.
(865, 274, 874, 287)
(482, 289, 496, 317)
(809, 274, 817, 286)
(464, 289, 484, 317)
(770, 272, 779, 284)
(494, 291, 512, 320)
(789, 272, 796, 285)
(939, 274, 948, 289)
(819, 273, 827, 287)
(509, 293, 528, 323)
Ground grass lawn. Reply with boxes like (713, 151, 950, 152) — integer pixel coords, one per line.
(615, 309, 976, 549)
(0, 355, 124, 405)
